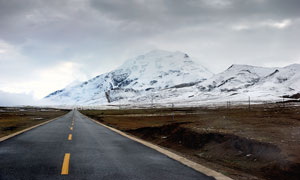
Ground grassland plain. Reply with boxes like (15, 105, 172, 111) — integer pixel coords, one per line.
(0, 107, 69, 138)
(81, 103, 300, 180)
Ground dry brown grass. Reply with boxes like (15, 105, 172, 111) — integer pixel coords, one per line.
(0, 107, 69, 138)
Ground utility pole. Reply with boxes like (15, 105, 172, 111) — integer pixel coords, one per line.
(226, 101, 228, 110)
(151, 95, 153, 108)
(227, 101, 231, 117)
(172, 103, 174, 121)
(151, 93, 155, 108)
(226, 101, 229, 118)
(248, 96, 251, 111)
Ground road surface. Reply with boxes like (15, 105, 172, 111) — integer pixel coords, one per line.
(0, 110, 215, 180)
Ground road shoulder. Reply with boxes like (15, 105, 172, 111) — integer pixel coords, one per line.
(82, 112, 232, 180)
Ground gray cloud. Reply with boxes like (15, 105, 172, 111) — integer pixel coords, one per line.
(0, 0, 299, 104)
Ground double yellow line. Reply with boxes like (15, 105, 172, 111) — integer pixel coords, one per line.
(61, 114, 75, 175)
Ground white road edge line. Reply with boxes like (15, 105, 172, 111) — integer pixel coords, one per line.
(82, 112, 233, 180)
(0, 112, 70, 142)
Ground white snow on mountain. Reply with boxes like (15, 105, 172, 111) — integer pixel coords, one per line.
(44, 50, 300, 106)
(44, 50, 213, 105)
(126, 63, 300, 106)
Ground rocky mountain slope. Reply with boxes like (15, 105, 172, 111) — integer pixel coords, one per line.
(44, 50, 213, 105)
(197, 63, 300, 99)
(133, 63, 300, 105)
(44, 50, 300, 105)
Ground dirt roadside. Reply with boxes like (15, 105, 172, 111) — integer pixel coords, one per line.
(0, 107, 70, 138)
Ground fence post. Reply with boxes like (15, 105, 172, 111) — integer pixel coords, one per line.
(151, 94, 154, 108)
(248, 96, 251, 111)
(172, 103, 174, 121)
(226, 101, 229, 117)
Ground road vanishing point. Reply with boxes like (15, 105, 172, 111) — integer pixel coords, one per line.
(0, 110, 215, 180)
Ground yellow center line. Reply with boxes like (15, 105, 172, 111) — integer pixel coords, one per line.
(61, 153, 70, 175)
(68, 134, 72, 141)
(70, 127, 73, 131)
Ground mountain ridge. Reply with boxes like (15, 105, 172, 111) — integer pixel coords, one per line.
(44, 50, 213, 105)
(44, 50, 300, 105)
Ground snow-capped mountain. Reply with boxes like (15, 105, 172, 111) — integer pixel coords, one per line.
(137, 63, 300, 104)
(197, 64, 277, 93)
(44, 50, 300, 106)
(44, 50, 213, 105)
(196, 63, 300, 97)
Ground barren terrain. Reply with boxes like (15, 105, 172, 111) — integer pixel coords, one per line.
(0, 107, 69, 138)
(81, 102, 300, 180)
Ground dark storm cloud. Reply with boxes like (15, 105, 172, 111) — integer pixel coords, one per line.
(91, 0, 300, 26)
(1, 0, 299, 53)
(0, 0, 300, 101)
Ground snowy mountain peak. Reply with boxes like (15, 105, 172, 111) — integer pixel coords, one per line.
(225, 64, 278, 77)
(45, 50, 213, 105)
(142, 49, 188, 58)
(144, 49, 176, 56)
(44, 50, 300, 106)
(102, 50, 213, 93)
(283, 63, 300, 69)
(227, 64, 255, 70)
(120, 50, 198, 69)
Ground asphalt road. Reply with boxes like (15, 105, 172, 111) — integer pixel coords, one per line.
(0, 110, 215, 180)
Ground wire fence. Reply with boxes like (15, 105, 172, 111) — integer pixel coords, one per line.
(76, 97, 300, 111)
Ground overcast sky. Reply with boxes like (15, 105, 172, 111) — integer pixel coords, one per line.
(0, 0, 300, 104)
